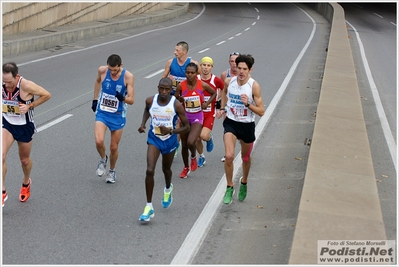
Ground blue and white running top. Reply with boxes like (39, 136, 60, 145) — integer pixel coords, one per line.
(149, 94, 178, 141)
(96, 69, 127, 117)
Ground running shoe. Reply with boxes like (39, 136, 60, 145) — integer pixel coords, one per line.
(139, 206, 154, 222)
(190, 156, 198, 171)
(221, 156, 226, 162)
(223, 187, 234, 205)
(206, 134, 214, 152)
(106, 170, 116, 184)
(162, 183, 173, 208)
(96, 155, 108, 177)
(238, 177, 247, 201)
(19, 178, 31, 202)
(198, 155, 206, 168)
(179, 167, 190, 179)
(174, 143, 180, 158)
(2, 191, 8, 207)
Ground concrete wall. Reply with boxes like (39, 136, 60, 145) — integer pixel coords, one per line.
(2, 3, 188, 57)
(2, 2, 176, 35)
(289, 3, 387, 264)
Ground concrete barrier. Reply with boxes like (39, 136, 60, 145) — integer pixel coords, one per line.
(2, 3, 188, 57)
(289, 3, 386, 264)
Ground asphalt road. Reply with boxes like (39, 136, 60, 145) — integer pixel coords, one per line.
(2, 3, 396, 265)
(341, 2, 397, 244)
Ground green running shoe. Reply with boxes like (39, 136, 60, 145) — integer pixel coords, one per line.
(238, 177, 247, 201)
(223, 187, 234, 204)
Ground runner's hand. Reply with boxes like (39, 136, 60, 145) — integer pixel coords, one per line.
(115, 91, 125, 102)
(91, 100, 98, 112)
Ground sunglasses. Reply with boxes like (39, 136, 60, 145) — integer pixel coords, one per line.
(230, 52, 240, 56)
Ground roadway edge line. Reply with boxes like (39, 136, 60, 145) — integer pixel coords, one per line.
(170, 4, 317, 265)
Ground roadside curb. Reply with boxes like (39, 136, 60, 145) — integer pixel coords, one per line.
(2, 3, 188, 57)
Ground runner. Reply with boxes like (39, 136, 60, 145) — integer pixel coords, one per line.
(196, 56, 225, 167)
(175, 63, 216, 178)
(138, 78, 189, 222)
(219, 52, 240, 162)
(216, 54, 265, 204)
(162, 41, 200, 157)
(2, 62, 51, 207)
(92, 54, 134, 183)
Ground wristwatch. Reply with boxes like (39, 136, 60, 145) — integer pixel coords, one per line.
(170, 128, 174, 135)
(245, 103, 250, 108)
(28, 103, 34, 110)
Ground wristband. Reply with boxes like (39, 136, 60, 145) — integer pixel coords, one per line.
(245, 103, 250, 108)
(170, 128, 174, 135)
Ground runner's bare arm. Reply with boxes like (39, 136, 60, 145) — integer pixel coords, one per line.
(20, 79, 51, 111)
(249, 81, 265, 117)
(161, 59, 173, 78)
(94, 66, 107, 100)
(202, 82, 216, 109)
(123, 71, 135, 105)
(138, 96, 153, 133)
(175, 100, 190, 135)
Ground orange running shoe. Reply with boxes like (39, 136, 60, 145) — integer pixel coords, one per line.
(179, 167, 190, 179)
(2, 191, 8, 207)
(190, 156, 198, 172)
(19, 178, 31, 202)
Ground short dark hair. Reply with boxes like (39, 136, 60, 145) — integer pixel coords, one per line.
(107, 54, 122, 67)
(185, 62, 198, 73)
(176, 41, 189, 52)
(236, 54, 255, 69)
(159, 77, 173, 87)
(3, 62, 19, 78)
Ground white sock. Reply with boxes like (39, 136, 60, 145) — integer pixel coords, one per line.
(200, 153, 204, 158)
(147, 202, 153, 209)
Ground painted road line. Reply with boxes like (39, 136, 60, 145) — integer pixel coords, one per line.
(347, 20, 397, 172)
(170, 4, 317, 265)
(145, 69, 164, 79)
(37, 114, 73, 132)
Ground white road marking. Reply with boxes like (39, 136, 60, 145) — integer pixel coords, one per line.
(171, 4, 317, 265)
(36, 114, 73, 132)
(198, 48, 210, 53)
(145, 69, 164, 79)
(19, 4, 207, 66)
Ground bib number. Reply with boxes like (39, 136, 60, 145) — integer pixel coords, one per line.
(2, 100, 21, 117)
(99, 93, 119, 113)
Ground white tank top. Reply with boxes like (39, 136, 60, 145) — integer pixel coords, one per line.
(225, 76, 255, 123)
(149, 94, 177, 141)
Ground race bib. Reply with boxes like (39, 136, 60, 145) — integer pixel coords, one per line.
(99, 93, 119, 113)
(184, 95, 201, 113)
(2, 100, 21, 117)
(203, 96, 212, 112)
(230, 106, 248, 121)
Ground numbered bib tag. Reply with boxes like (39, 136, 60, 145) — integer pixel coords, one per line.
(171, 76, 185, 90)
(203, 96, 212, 112)
(99, 93, 119, 113)
(230, 105, 248, 121)
(2, 100, 21, 117)
(184, 96, 201, 113)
